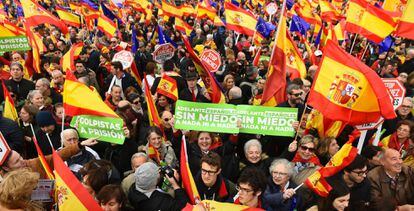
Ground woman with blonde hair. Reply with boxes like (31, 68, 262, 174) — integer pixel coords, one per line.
(317, 137, 340, 165)
(0, 168, 44, 210)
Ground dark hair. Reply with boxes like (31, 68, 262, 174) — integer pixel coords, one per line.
(361, 145, 382, 160)
(163, 59, 175, 72)
(197, 131, 214, 140)
(111, 61, 123, 72)
(96, 184, 126, 207)
(344, 154, 368, 172)
(84, 168, 109, 194)
(146, 62, 157, 74)
(145, 126, 163, 141)
(21, 104, 39, 123)
(237, 167, 267, 194)
(291, 78, 304, 86)
(318, 179, 350, 211)
(396, 120, 414, 139)
(200, 152, 221, 170)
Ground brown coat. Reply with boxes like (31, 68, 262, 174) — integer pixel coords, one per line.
(367, 165, 414, 211)
(25, 144, 81, 179)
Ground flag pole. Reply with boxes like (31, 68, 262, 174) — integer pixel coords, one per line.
(360, 43, 370, 60)
(61, 109, 65, 148)
(29, 123, 53, 150)
(45, 133, 55, 150)
(349, 33, 358, 54)
(293, 104, 311, 141)
(293, 182, 304, 191)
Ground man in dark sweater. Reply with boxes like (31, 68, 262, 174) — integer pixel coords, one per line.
(5, 62, 35, 101)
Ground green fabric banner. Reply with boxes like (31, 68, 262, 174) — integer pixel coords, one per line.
(0, 36, 31, 53)
(70, 115, 125, 144)
(175, 100, 298, 137)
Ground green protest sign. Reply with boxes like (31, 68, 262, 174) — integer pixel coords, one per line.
(70, 115, 125, 144)
(0, 36, 31, 53)
(174, 100, 298, 137)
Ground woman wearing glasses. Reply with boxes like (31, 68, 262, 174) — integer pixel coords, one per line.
(262, 159, 300, 211)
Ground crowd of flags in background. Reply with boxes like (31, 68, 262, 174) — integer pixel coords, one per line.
(0, 0, 413, 208)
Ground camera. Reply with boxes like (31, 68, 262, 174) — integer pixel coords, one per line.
(160, 165, 174, 178)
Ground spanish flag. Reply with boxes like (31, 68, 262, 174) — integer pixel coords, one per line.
(224, 2, 257, 36)
(175, 18, 193, 36)
(180, 4, 196, 17)
(157, 74, 178, 101)
(304, 170, 332, 197)
(1, 80, 18, 123)
(63, 70, 118, 118)
(196, 1, 217, 21)
(130, 61, 142, 87)
(319, 0, 341, 21)
(60, 43, 84, 73)
(20, 0, 68, 34)
(53, 150, 102, 210)
(305, 109, 346, 138)
(181, 34, 226, 104)
(383, 0, 406, 12)
(286, 31, 307, 79)
(161, 0, 182, 18)
(144, 74, 162, 127)
(32, 133, 54, 179)
(56, 6, 81, 28)
(320, 136, 358, 177)
(293, 0, 322, 25)
(24, 26, 41, 74)
(307, 40, 396, 125)
(345, 0, 397, 43)
(0, 24, 19, 37)
(395, 0, 414, 40)
(3, 20, 25, 35)
(334, 20, 346, 41)
(261, 12, 287, 106)
(97, 13, 117, 38)
(180, 135, 200, 204)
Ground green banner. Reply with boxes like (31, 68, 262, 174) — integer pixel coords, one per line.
(70, 115, 125, 144)
(175, 100, 298, 137)
(0, 36, 31, 53)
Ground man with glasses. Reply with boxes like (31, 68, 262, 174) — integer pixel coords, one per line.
(194, 152, 236, 202)
(234, 167, 267, 208)
(368, 148, 414, 211)
(328, 154, 371, 211)
(381, 97, 414, 139)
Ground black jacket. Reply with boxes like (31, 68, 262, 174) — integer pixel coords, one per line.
(104, 72, 142, 96)
(35, 125, 62, 155)
(194, 172, 236, 202)
(128, 186, 188, 211)
(179, 86, 211, 103)
(151, 72, 187, 95)
(0, 116, 24, 153)
(5, 78, 35, 101)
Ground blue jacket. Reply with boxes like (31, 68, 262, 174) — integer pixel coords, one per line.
(262, 178, 300, 211)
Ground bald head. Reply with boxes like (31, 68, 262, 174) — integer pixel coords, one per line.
(407, 48, 414, 59)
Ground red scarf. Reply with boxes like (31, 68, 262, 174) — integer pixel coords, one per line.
(292, 152, 321, 166)
(388, 133, 411, 152)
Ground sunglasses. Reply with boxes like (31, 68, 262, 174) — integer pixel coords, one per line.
(133, 101, 140, 105)
(300, 145, 315, 152)
(163, 118, 171, 122)
(290, 92, 303, 97)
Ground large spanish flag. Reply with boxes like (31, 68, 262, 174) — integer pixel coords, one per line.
(181, 34, 226, 104)
(196, 1, 217, 21)
(345, 0, 397, 43)
(320, 136, 358, 177)
(319, 0, 341, 21)
(3, 20, 25, 35)
(304, 170, 332, 197)
(97, 13, 117, 38)
(24, 26, 41, 74)
(261, 12, 287, 106)
(56, 7, 81, 28)
(307, 40, 396, 125)
(180, 135, 200, 204)
(60, 43, 84, 73)
(1, 80, 18, 123)
(33, 134, 54, 179)
(0, 24, 19, 37)
(305, 109, 346, 138)
(224, 2, 257, 36)
(180, 4, 196, 17)
(53, 150, 102, 211)
(395, 0, 414, 40)
(20, 0, 68, 34)
(63, 71, 118, 118)
(293, 0, 322, 25)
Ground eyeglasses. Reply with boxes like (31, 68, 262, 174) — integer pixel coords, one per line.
(290, 92, 303, 97)
(300, 145, 315, 152)
(397, 128, 410, 133)
(272, 171, 288, 177)
(163, 118, 171, 122)
(352, 170, 368, 176)
(401, 105, 412, 109)
(133, 101, 140, 105)
(201, 168, 218, 176)
(236, 185, 254, 194)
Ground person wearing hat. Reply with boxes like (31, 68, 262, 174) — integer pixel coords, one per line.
(128, 162, 188, 211)
(35, 111, 63, 155)
(179, 70, 211, 103)
(239, 66, 259, 104)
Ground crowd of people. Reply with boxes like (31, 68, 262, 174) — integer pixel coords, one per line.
(0, 0, 413, 210)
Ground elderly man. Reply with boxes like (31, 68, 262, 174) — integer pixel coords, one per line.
(35, 78, 62, 104)
(368, 148, 414, 211)
(51, 70, 65, 93)
(398, 48, 414, 75)
(121, 152, 148, 196)
(381, 97, 414, 139)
